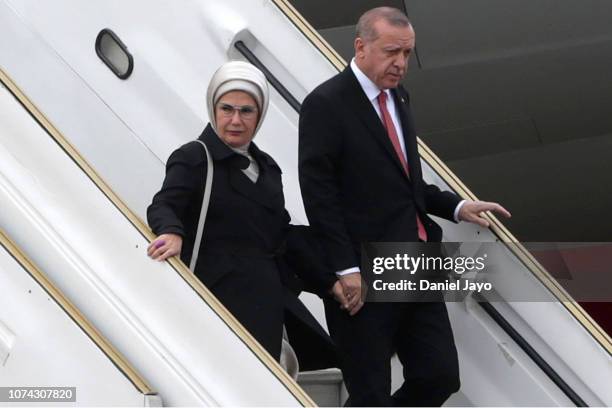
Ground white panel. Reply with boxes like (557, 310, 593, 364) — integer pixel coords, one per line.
(0, 321, 15, 367)
(0, 246, 149, 406)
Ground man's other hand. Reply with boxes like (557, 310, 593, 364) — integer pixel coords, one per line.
(339, 273, 364, 316)
(330, 280, 349, 308)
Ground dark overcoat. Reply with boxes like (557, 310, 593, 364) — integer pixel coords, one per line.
(148, 124, 336, 370)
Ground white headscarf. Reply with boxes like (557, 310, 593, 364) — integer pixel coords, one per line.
(206, 61, 269, 182)
(206, 61, 269, 137)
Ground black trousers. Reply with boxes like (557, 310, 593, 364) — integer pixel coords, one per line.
(324, 300, 460, 406)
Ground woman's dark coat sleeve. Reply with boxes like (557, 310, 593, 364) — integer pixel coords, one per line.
(147, 146, 205, 237)
(282, 224, 338, 297)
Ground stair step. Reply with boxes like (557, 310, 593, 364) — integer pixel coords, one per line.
(298, 368, 346, 407)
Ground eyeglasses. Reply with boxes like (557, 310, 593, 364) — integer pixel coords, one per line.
(216, 102, 258, 120)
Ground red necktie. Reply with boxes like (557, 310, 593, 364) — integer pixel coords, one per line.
(378, 91, 428, 242)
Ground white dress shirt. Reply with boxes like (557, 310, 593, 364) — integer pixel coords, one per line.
(336, 59, 464, 277)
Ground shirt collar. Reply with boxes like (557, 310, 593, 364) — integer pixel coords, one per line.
(350, 58, 390, 102)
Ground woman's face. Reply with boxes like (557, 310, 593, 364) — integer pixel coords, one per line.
(215, 90, 259, 148)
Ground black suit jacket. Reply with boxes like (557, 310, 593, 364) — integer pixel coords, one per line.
(147, 124, 336, 369)
(299, 67, 461, 273)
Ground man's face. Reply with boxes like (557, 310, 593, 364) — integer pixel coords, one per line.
(355, 19, 415, 89)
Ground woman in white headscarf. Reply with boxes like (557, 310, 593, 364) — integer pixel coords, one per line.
(146, 61, 336, 371)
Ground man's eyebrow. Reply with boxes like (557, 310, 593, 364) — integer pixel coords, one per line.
(383, 45, 411, 52)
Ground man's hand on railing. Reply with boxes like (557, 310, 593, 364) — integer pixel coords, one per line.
(458, 200, 512, 228)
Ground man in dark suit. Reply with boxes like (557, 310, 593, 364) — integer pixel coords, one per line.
(298, 7, 511, 406)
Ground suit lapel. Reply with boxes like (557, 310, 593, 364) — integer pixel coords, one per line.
(228, 151, 279, 211)
(341, 68, 409, 180)
(392, 87, 422, 183)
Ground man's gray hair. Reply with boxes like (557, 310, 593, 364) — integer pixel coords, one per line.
(356, 7, 411, 42)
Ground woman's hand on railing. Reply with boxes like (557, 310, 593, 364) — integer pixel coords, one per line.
(147, 233, 183, 261)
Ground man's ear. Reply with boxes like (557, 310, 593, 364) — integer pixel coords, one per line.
(354, 37, 364, 59)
